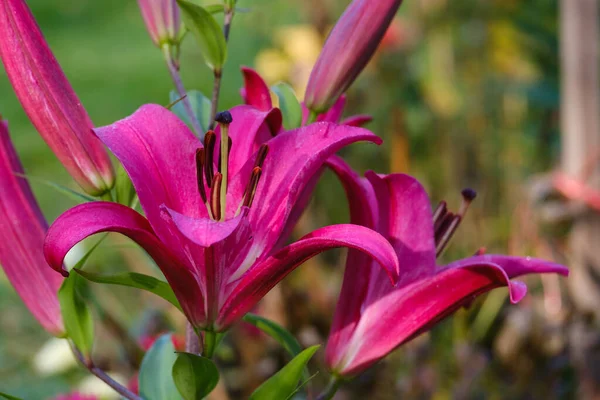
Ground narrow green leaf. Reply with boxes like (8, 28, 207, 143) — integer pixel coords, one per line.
(115, 163, 136, 207)
(0, 391, 23, 400)
(249, 345, 320, 400)
(58, 273, 94, 358)
(284, 372, 319, 400)
(139, 334, 182, 400)
(74, 270, 182, 312)
(177, 0, 227, 70)
(66, 234, 106, 272)
(243, 313, 302, 357)
(14, 173, 96, 203)
(169, 90, 212, 133)
(271, 83, 302, 130)
(204, 4, 224, 14)
(172, 352, 220, 400)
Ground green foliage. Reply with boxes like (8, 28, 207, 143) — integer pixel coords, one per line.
(139, 334, 182, 400)
(271, 83, 303, 130)
(243, 313, 302, 358)
(0, 391, 24, 400)
(169, 90, 213, 134)
(14, 173, 95, 203)
(58, 274, 94, 358)
(177, 0, 227, 71)
(74, 269, 182, 312)
(172, 352, 220, 400)
(249, 345, 320, 400)
(114, 163, 136, 206)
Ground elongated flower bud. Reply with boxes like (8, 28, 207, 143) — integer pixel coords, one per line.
(305, 0, 403, 113)
(138, 0, 182, 47)
(0, 118, 64, 336)
(0, 0, 115, 196)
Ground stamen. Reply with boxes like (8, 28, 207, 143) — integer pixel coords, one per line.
(195, 148, 207, 203)
(243, 167, 263, 208)
(459, 188, 477, 217)
(210, 173, 223, 221)
(216, 111, 233, 222)
(254, 144, 269, 168)
(435, 215, 461, 257)
(204, 131, 216, 188)
(432, 201, 448, 230)
(434, 188, 478, 257)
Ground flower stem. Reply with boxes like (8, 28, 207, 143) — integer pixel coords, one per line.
(71, 344, 142, 400)
(203, 330, 217, 359)
(316, 376, 341, 400)
(208, 8, 235, 130)
(209, 69, 222, 131)
(162, 44, 203, 136)
(185, 322, 203, 355)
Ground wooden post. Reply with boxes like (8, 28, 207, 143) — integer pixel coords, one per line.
(560, 0, 600, 397)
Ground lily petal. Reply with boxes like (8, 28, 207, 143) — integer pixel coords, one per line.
(328, 262, 527, 376)
(44, 201, 206, 326)
(94, 104, 204, 246)
(216, 223, 400, 331)
(365, 171, 437, 285)
(240, 67, 272, 111)
(444, 255, 570, 283)
(228, 122, 383, 257)
(340, 115, 373, 127)
(161, 205, 247, 248)
(0, 120, 63, 335)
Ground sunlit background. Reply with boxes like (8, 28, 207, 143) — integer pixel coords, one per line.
(0, 0, 589, 398)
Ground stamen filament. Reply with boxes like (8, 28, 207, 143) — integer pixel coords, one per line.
(435, 215, 461, 257)
(210, 173, 223, 221)
(204, 131, 216, 188)
(432, 201, 448, 230)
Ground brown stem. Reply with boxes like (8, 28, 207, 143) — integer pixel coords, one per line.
(208, 8, 235, 130)
(71, 345, 142, 400)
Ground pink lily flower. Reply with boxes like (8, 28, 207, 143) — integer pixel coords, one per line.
(0, 118, 64, 336)
(137, 0, 182, 48)
(240, 66, 372, 127)
(44, 105, 400, 332)
(0, 0, 115, 196)
(324, 157, 569, 377)
(305, 0, 404, 113)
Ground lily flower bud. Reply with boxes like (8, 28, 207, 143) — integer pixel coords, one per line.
(0, 0, 115, 196)
(138, 0, 183, 48)
(305, 0, 403, 113)
(0, 118, 64, 336)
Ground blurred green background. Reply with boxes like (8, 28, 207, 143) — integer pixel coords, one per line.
(0, 0, 574, 399)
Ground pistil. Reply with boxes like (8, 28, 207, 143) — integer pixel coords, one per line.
(215, 111, 233, 221)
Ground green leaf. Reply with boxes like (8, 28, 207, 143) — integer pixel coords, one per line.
(139, 334, 182, 400)
(74, 270, 182, 312)
(177, 0, 227, 70)
(58, 273, 94, 358)
(243, 314, 302, 357)
(249, 345, 320, 400)
(14, 173, 96, 203)
(115, 163, 136, 207)
(284, 372, 319, 400)
(204, 4, 224, 14)
(169, 90, 212, 133)
(0, 391, 24, 400)
(271, 83, 303, 130)
(172, 352, 220, 400)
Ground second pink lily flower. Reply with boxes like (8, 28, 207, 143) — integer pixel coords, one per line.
(324, 157, 569, 377)
(44, 104, 400, 333)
